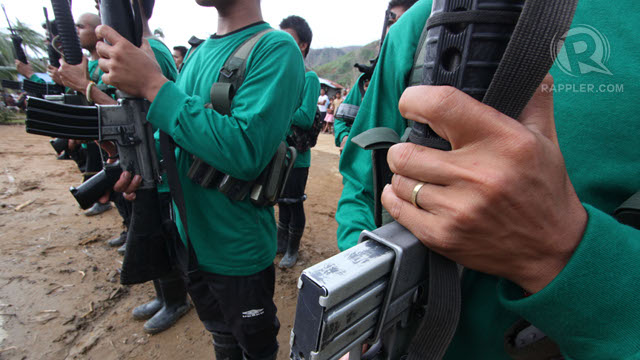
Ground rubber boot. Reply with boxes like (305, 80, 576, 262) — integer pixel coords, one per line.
(276, 221, 288, 255)
(279, 228, 303, 269)
(117, 241, 126, 255)
(108, 231, 127, 247)
(212, 332, 243, 360)
(132, 280, 163, 320)
(143, 273, 191, 334)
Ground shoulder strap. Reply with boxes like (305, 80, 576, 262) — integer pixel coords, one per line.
(210, 28, 274, 116)
(159, 132, 200, 275)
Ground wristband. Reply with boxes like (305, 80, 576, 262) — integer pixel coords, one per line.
(85, 81, 96, 103)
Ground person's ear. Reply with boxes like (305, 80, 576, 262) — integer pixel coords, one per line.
(301, 42, 309, 56)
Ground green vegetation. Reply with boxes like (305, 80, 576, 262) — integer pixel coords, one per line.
(313, 41, 378, 88)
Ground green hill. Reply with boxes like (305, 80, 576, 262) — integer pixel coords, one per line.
(313, 41, 379, 89)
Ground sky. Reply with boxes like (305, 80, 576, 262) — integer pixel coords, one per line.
(1, 0, 391, 51)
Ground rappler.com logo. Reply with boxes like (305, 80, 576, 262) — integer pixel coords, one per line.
(552, 24, 613, 77)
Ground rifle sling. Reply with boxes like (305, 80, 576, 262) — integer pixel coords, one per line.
(160, 132, 200, 276)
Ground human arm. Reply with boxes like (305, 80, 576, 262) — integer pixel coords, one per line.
(15, 60, 39, 81)
(58, 57, 117, 105)
(292, 71, 320, 130)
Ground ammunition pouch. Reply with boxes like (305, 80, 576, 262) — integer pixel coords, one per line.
(187, 143, 297, 207)
(335, 103, 359, 127)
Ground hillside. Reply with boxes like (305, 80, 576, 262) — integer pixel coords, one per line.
(305, 46, 360, 68)
(313, 41, 379, 89)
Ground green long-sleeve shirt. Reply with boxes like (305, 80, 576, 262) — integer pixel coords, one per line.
(146, 22, 305, 276)
(334, 74, 364, 147)
(337, 0, 640, 358)
(87, 59, 104, 84)
(289, 70, 320, 168)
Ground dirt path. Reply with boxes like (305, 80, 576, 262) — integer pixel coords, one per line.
(0, 125, 343, 360)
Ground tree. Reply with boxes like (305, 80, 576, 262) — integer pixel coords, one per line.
(0, 20, 48, 80)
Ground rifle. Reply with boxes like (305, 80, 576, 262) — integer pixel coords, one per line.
(2, 4, 27, 64)
(290, 0, 578, 359)
(43, 7, 61, 68)
(25, 0, 172, 286)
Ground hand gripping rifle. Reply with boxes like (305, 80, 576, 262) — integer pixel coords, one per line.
(290, 1, 578, 359)
(25, 0, 172, 286)
(2, 4, 27, 64)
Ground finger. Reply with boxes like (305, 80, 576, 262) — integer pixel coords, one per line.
(124, 175, 143, 194)
(387, 142, 473, 185)
(113, 171, 132, 193)
(519, 74, 558, 144)
(95, 41, 112, 59)
(381, 185, 446, 250)
(124, 192, 136, 201)
(98, 190, 111, 204)
(390, 174, 451, 213)
(95, 25, 126, 46)
(399, 86, 520, 149)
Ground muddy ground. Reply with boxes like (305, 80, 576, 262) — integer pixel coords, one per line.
(0, 124, 343, 360)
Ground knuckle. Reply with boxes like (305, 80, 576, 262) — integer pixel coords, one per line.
(427, 86, 459, 118)
(389, 144, 415, 175)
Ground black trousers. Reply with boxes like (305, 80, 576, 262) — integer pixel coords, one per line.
(278, 167, 309, 230)
(186, 265, 280, 359)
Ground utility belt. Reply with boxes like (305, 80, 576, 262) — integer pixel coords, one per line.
(186, 143, 296, 207)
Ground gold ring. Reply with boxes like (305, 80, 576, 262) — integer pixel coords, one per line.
(411, 182, 425, 209)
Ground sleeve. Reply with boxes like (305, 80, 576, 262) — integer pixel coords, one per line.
(334, 87, 360, 147)
(146, 38, 305, 181)
(498, 205, 640, 360)
(292, 72, 320, 130)
(28, 74, 45, 84)
(335, 2, 431, 251)
(149, 40, 179, 82)
(334, 118, 350, 147)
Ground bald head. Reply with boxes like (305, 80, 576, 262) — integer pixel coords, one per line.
(76, 13, 101, 51)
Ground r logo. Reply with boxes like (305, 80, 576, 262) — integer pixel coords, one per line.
(552, 25, 612, 77)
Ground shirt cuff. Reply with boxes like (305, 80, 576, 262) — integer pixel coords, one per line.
(498, 204, 640, 359)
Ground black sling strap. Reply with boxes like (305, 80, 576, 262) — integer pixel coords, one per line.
(159, 131, 200, 275)
(407, 1, 578, 359)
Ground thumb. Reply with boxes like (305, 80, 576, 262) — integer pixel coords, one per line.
(399, 85, 519, 150)
(95, 25, 126, 46)
(519, 75, 558, 144)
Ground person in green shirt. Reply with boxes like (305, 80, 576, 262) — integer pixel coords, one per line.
(339, 0, 640, 358)
(277, 15, 320, 269)
(334, 0, 418, 154)
(58, 1, 189, 335)
(96, 0, 305, 358)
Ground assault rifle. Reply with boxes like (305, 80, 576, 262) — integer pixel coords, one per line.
(25, 0, 172, 286)
(290, 0, 578, 359)
(2, 4, 27, 64)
